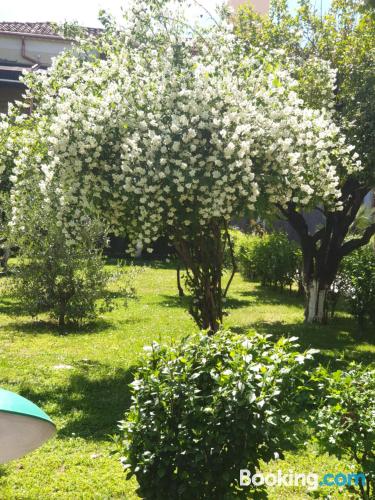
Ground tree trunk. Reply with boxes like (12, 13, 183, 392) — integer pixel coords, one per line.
(0, 244, 10, 273)
(302, 239, 334, 324)
(58, 312, 65, 328)
(176, 266, 185, 297)
(276, 184, 375, 325)
(305, 279, 329, 323)
(173, 223, 231, 334)
(57, 299, 70, 329)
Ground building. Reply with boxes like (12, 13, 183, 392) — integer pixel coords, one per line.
(0, 2, 269, 113)
(0, 22, 99, 113)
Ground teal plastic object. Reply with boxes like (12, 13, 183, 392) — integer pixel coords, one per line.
(0, 388, 56, 463)
(0, 389, 53, 423)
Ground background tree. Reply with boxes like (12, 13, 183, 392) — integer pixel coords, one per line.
(236, 0, 375, 323)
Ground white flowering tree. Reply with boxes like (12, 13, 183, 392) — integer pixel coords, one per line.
(0, 118, 12, 270)
(3, 0, 359, 331)
(0, 108, 38, 271)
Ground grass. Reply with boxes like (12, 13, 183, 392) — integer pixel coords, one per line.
(0, 261, 373, 499)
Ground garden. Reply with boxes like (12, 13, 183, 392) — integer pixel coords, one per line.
(0, 0, 374, 498)
(0, 260, 373, 498)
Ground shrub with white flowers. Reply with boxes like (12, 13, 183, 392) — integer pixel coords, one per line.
(2, 0, 360, 332)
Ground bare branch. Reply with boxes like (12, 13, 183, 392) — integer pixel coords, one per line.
(191, 0, 220, 27)
(276, 203, 310, 241)
(340, 223, 375, 257)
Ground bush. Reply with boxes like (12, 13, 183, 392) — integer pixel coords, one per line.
(223, 229, 256, 273)
(338, 245, 375, 327)
(11, 219, 123, 327)
(313, 365, 375, 498)
(234, 231, 261, 280)
(234, 231, 301, 289)
(119, 331, 317, 499)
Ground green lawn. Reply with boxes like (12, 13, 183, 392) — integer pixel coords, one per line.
(0, 261, 373, 499)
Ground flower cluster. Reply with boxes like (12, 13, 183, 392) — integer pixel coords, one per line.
(1, 0, 361, 252)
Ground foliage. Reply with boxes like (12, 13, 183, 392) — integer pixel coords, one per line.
(337, 245, 375, 327)
(10, 215, 116, 327)
(314, 365, 375, 498)
(119, 330, 317, 499)
(0, 111, 35, 271)
(233, 231, 301, 289)
(252, 233, 301, 289)
(223, 228, 253, 271)
(348, 205, 375, 238)
(0, 192, 11, 271)
(236, 0, 375, 174)
(231, 230, 261, 280)
(235, 0, 375, 323)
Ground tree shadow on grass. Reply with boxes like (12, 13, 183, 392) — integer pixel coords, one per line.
(158, 294, 191, 310)
(18, 360, 134, 440)
(0, 296, 29, 317)
(105, 257, 177, 271)
(224, 295, 254, 310)
(158, 293, 252, 311)
(238, 285, 350, 316)
(238, 286, 304, 307)
(158, 283, 302, 311)
(0, 317, 115, 336)
(231, 316, 375, 368)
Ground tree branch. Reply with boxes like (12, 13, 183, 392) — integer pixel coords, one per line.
(223, 224, 236, 298)
(340, 186, 370, 234)
(192, 0, 220, 27)
(340, 223, 375, 257)
(311, 227, 325, 243)
(276, 203, 311, 242)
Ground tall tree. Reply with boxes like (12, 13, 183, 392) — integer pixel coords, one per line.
(236, 0, 375, 322)
(2, 0, 358, 331)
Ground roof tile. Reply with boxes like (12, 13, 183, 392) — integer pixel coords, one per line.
(0, 22, 101, 37)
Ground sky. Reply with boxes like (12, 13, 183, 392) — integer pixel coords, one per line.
(0, 0, 332, 28)
(288, 0, 331, 13)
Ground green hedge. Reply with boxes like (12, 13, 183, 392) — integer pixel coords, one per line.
(337, 244, 375, 327)
(227, 230, 301, 290)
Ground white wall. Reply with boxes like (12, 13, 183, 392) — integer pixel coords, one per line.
(0, 35, 72, 66)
